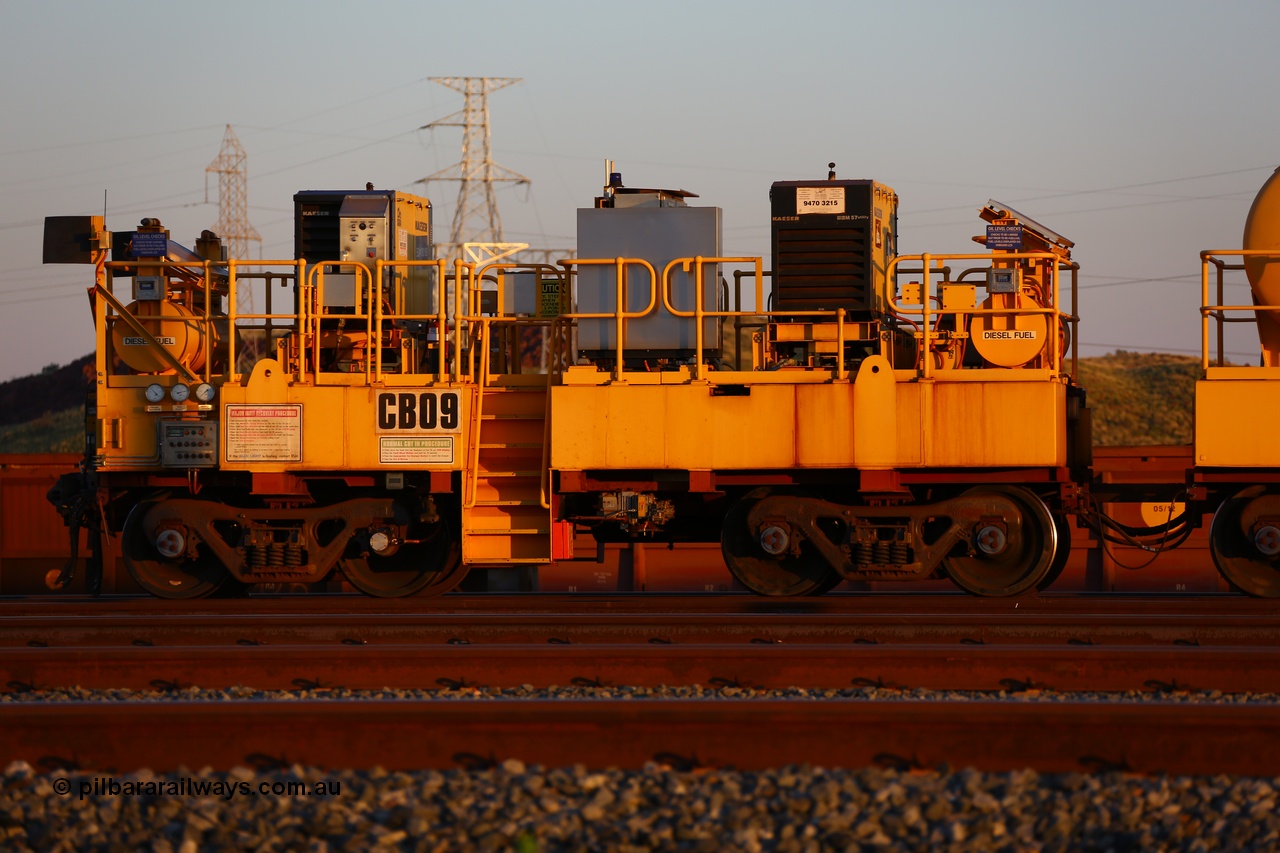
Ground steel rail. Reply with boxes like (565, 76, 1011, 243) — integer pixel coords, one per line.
(6, 642, 1280, 693)
(4, 591, 1274, 614)
(2, 595, 1280, 648)
(4, 699, 1278, 777)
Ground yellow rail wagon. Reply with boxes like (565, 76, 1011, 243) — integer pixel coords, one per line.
(47, 163, 1280, 599)
(1194, 167, 1280, 596)
(549, 170, 1088, 597)
(44, 189, 488, 598)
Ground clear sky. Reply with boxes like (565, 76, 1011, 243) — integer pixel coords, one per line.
(2, 0, 1278, 380)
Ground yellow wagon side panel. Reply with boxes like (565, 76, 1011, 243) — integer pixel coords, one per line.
(1196, 379, 1280, 467)
(922, 381, 1066, 468)
(552, 375, 1065, 473)
(215, 361, 470, 472)
(794, 384, 855, 466)
(552, 385, 813, 470)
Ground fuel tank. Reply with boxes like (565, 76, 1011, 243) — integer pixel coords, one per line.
(1244, 167, 1280, 365)
(110, 300, 216, 374)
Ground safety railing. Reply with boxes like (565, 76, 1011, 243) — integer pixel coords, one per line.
(99, 250, 1084, 390)
(226, 263, 302, 379)
(461, 262, 571, 381)
(887, 252, 1079, 379)
(661, 256, 766, 381)
(99, 259, 306, 385)
(1199, 249, 1280, 369)
(548, 258, 659, 382)
(663, 255, 875, 381)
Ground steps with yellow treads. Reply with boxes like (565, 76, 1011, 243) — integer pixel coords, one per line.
(461, 382, 551, 564)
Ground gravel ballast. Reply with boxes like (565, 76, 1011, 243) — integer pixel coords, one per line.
(5, 760, 1280, 852)
(5, 687, 1276, 850)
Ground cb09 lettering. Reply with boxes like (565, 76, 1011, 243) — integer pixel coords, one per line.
(377, 392, 459, 431)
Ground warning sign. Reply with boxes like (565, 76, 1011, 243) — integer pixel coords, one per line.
(379, 436, 454, 464)
(986, 225, 1023, 250)
(225, 405, 302, 462)
(538, 278, 562, 318)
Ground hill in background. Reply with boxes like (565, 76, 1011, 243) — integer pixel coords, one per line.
(0, 355, 93, 428)
(0, 355, 92, 454)
(0, 350, 1203, 453)
(1074, 350, 1200, 446)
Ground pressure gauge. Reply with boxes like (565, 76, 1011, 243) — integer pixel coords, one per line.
(194, 383, 216, 403)
(170, 383, 190, 403)
(145, 383, 165, 403)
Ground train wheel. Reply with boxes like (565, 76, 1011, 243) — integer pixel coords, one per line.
(121, 500, 235, 599)
(339, 516, 461, 597)
(1037, 512, 1074, 591)
(1209, 487, 1280, 598)
(721, 488, 838, 596)
(942, 486, 1057, 597)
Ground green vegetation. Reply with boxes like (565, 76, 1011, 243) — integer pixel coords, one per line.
(1075, 350, 1200, 446)
(0, 407, 83, 454)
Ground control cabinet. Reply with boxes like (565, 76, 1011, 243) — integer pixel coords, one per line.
(159, 420, 218, 468)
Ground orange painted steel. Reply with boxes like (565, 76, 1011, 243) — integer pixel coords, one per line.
(0, 454, 92, 595)
(3, 699, 1280, 776)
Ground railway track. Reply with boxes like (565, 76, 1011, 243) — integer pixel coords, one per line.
(5, 699, 1280, 777)
(3, 593, 1278, 777)
(3, 593, 1280, 692)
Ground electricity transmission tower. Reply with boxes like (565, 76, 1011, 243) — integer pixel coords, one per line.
(418, 77, 530, 264)
(205, 125, 262, 311)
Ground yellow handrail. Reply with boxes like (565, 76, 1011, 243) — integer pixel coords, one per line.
(888, 251, 1076, 379)
(464, 318, 492, 509)
(555, 258, 659, 381)
(657, 256, 758, 380)
(1198, 248, 1280, 369)
(94, 282, 200, 383)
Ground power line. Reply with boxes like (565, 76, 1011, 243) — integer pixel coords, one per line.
(1078, 341, 1258, 359)
(909, 165, 1275, 216)
(0, 125, 224, 158)
(417, 77, 530, 264)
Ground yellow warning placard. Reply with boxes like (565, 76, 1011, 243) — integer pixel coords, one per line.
(538, 278, 562, 318)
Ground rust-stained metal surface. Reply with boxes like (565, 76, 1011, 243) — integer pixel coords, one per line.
(3, 593, 1279, 646)
(4, 699, 1279, 776)
(6, 642, 1280, 693)
(0, 454, 92, 594)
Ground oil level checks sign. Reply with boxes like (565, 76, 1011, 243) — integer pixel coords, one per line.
(986, 225, 1022, 250)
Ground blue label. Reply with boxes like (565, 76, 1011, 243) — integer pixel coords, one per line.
(986, 225, 1022, 250)
(131, 232, 168, 258)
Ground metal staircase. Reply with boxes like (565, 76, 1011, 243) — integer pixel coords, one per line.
(461, 381, 551, 564)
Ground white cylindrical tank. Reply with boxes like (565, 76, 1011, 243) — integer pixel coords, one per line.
(1244, 167, 1280, 365)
